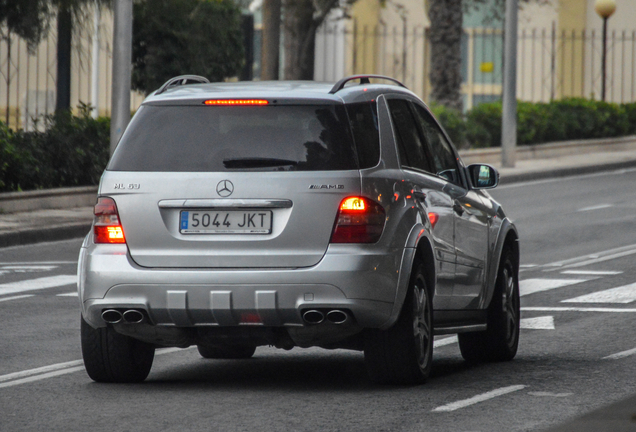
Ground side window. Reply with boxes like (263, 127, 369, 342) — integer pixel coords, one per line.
(345, 102, 380, 169)
(387, 99, 432, 173)
(412, 104, 462, 186)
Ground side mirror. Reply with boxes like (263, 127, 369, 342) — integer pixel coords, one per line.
(467, 164, 499, 189)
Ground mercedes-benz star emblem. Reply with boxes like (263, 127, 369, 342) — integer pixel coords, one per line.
(216, 180, 234, 197)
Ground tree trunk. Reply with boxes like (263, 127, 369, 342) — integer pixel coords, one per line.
(56, 5, 72, 112)
(428, 0, 463, 111)
(282, 0, 318, 80)
(261, 0, 281, 80)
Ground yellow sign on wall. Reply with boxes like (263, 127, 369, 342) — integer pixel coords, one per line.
(480, 62, 494, 73)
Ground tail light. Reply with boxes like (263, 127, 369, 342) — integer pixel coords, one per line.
(93, 197, 126, 244)
(330, 197, 386, 243)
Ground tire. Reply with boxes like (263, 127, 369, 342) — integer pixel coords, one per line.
(197, 344, 256, 359)
(364, 262, 433, 385)
(458, 246, 520, 363)
(81, 316, 155, 383)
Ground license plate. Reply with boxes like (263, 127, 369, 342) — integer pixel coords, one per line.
(179, 210, 272, 234)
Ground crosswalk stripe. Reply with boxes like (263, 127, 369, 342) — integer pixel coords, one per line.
(520, 316, 555, 330)
(560, 270, 622, 276)
(519, 279, 588, 297)
(562, 282, 636, 304)
(0, 275, 76, 296)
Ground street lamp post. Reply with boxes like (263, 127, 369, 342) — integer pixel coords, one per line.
(595, 0, 616, 102)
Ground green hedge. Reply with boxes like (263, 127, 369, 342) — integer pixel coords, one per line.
(0, 105, 110, 192)
(458, 98, 636, 149)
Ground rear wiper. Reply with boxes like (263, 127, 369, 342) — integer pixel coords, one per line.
(223, 157, 299, 168)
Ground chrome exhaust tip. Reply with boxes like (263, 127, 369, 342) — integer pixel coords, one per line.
(102, 309, 123, 324)
(326, 310, 348, 324)
(302, 310, 325, 324)
(122, 309, 144, 324)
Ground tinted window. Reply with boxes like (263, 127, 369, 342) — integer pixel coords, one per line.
(412, 104, 461, 185)
(345, 102, 380, 169)
(387, 99, 432, 173)
(108, 104, 358, 172)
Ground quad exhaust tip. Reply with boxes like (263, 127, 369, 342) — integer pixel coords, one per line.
(302, 309, 349, 325)
(101, 309, 123, 324)
(326, 310, 348, 324)
(302, 310, 325, 324)
(102, 309, 145, 324)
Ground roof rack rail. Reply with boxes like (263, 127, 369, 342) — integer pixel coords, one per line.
(155, 75, 210, 95)
(329, 74, 407, 94)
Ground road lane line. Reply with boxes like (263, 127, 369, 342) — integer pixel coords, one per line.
(603, 348, 636, 360)
(528, 392, 573, 398)
(520, 279, 588, 296)
(0, 347, 189, 388)
(562, 283, 636, 304)
(0, 261, 77, 265)
(0, 295, 34, 303)
(0, 366, 86, 389)
(0, 275, 76, 296)
(577, 204, 614, 212)
(520, 316, 555, 330)
(562, 250, 636, 269)
(434, 336, 458, 348)
(432, 385, 526, 412)
(560, 270, 622, 276)
(0, 360, 84, 383)
(542, 244, 636, 270)
(522, 307, 636, 313)
(57, 292, 78, 297)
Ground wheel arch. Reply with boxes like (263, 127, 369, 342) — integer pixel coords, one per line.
(382, 232, 436, 330)
(482, 219, 519, 309)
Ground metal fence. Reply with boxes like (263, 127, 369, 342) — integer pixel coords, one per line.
(315, 22, 636, 110)
(2, 17, 636, 131)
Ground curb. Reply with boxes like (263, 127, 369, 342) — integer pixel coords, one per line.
(499, 158, 636, 185)
(0, 222, 91, 248)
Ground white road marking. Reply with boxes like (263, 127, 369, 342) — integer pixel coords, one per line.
(560, 270, 622, 276)
(0, 265, 58, 271)
(56, 292, 78, 297)
(0, 294, 34, 303)
(0, 261, 76, 265)
(577, 204, 614, 212)
(522, 306, 636, 313)
(434, 336, 458, 348)
(562, 283, 636, 304)
(0, 347, 189, 388)
(520, 316, 555, 330)
(543, 244, 636, 271)
(0, 367, 86, 389)
(432, 385, 526, 412)
(603, 347, 636, 360)
(528, 392, 573, 398)
(520, 264, 539, 268)
(520, 279, 588, 296)
(0, 275, 76, 296)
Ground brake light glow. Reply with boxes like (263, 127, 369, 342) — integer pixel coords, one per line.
(204, 99, 269, 106)
(340, 197, 366, 211)
(94, 197, 126, 244)
(330, 197, 386, 244)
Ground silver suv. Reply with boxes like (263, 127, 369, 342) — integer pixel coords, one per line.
(78, 74, 520, 385)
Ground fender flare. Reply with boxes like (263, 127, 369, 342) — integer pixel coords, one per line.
(480, 218, 519, 309)
(381, 224, 437, 330)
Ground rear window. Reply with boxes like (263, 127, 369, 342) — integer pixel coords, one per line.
(108, 104, 358, 172)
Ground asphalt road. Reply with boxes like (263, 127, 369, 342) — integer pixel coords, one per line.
(1, 169, 635, 432)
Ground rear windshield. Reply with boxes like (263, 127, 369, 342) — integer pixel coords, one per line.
(108, 104, 358, 172)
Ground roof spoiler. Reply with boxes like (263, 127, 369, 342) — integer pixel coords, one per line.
(329, 74, 407, 94)
(155, 75, 210, 95)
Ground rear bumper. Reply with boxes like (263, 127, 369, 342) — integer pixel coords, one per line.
(78, 238, 408, 331)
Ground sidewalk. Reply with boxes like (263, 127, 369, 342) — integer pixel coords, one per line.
(2, 146, 636, 249)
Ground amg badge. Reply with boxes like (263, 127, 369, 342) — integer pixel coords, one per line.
(309, 184, 345, 190)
